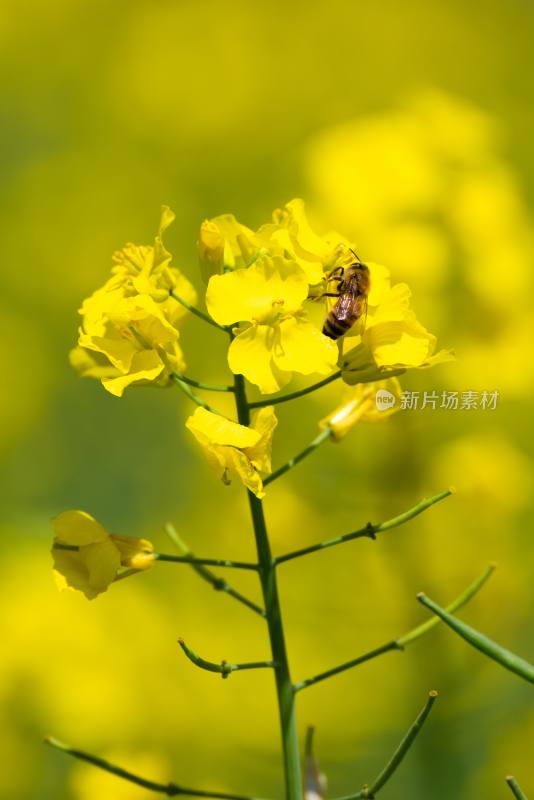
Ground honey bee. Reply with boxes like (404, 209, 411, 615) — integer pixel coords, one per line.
(321, 249, 370, 340)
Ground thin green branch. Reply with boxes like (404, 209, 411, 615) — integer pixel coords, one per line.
(52, 544, 258, 571)
(165, 524, 266, 618)
(44, 737, 264, 799)
(506, 776, 528, 800)
(275, 489, 452, 566)
(178, 638, 275, 678)
(154, 552, 259, 571)
(294, 564, 495, 692)
(263, 428, 332, 487)
(333, 691, 439, 800)
(294, 641, 400, 692)
(171, 290, 227, 332)
(248, 371, 342, 409)
(398, 563, 496, 646)
(173, 374, 235, 393)
(171, 373, 225, 415)
(417, 593, 534, 683)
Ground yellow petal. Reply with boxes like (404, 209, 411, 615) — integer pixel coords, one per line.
(185, 407, 261, 449)
(52, 510, 109, 546)
(228, 325, 290, 394)
(274, 318, 338, 376)
(102, 350, 165, 397)
(365, 319, 436, 367)
(366, 262, 391, 306)
(268, 227, 324, 284)
(112, 535, 155, 570)
(69, 347, 119, 380)
(223, 448, 265, 499)
(208, 213, 260, 269)
(159, 205, 176, 236)
(52, 540, 121, 600)
(198, 219, 226, 283)
(79, 327, 137, 373)
(82, 541, 122, 598)
(284, 198, 333, 263)
(321, 378, 402, 439)
(245, 407, 278, 473)
(206, 255, 308, 325)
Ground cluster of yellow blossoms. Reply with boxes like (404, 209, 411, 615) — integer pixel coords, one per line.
(70, 207, 197, 397)
(199, 199, 452, 392)
(55, 199, 451, 598)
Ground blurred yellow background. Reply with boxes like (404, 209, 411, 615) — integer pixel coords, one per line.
(1, 1, 533, 798)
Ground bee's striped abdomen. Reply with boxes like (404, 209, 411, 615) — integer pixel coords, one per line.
(322, 313, 353, 340)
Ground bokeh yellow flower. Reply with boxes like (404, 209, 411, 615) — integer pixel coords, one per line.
(320, 378, 402, 440)
(206, 254, 338, 393)
(70, 207, 196, 396)
(185, 406, 277, 498)
(52, 510, 154, 600)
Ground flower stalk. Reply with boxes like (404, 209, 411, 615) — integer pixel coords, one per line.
(417, 593, 534, 683)
(44, 737, 265, 800)
(234, 372, 303, 800)
(294, 564, 495, 691)
(275, 489, 453, 566)
(332, 691, 438, 800)
(506, 776, 528, 800)
(178, 639, 275, 678)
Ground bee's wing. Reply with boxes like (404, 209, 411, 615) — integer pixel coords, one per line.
(358, 295, 368, 332)
(333, 290, 355, 322)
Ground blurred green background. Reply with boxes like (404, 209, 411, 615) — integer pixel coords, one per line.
(1, 1, 533, 798)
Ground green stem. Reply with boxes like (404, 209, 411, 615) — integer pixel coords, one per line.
(506, 776, 528, 800)
(294, 641, 400, 692)
(294, 563, 495, 692)
(165, 524, 266, 618)
(173, 373, 235, 393)
(178, 638, 275, 677)
(171, 291, 227, 332)
(398, 563, 496, 646)
(263, 429, 332, 487)
(171, 373, 225, 415)
(248, 371, 342, 409)
(362, 691, 438, 798)
(234, 374, 303, 800)
(44, 737, 264, 799)
(154, 553, 259, 571)
(275, 489, 452, 565)
(333, 691, 438, 800)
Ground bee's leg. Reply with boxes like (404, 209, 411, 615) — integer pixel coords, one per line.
(308, 291, 342, 300)
(325, 266, 344, 280)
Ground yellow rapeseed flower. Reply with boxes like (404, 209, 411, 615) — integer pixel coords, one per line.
(185, 406, 277, 498)
(51, 510, 154, 600)
(206, 254, 338, 393)
(342, 283, 453, 384)
(71, 290, 186, 397)
(71, 207, 195, 396)
(198, 198, 352, 285)
(197, 214, 262, 280)
(321, 378, 402, 440)
(110, 206, 197, 309)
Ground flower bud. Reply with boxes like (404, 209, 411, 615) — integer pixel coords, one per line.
(320, 379, 402, 440)
(198, 220, 225, 283)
